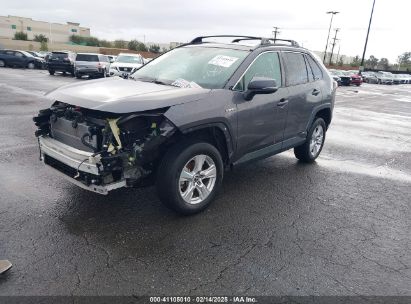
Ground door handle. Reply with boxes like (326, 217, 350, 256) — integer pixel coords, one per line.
(312, 89, 320, 96)
(277, 98, 289, 107)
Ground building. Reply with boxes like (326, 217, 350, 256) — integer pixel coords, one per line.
(0, 15, 90, 43)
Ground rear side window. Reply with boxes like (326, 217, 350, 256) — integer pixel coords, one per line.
(306, 55, 323, 81)
(283, 52, 308, 86)
(50, 52, 68, 60)
(234, 52, 282, 91)
(76, 54, 99, 62)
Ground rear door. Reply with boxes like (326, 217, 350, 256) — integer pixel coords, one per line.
(281, 52, 323, 147)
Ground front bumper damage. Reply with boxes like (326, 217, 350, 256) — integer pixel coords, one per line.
(39, 136, 126, 195)
(34, 102, 176, 195)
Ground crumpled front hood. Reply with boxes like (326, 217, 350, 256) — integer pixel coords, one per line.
(46, 77, 211, 113)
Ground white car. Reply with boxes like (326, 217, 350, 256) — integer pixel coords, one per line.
(109, 53, 144, 78)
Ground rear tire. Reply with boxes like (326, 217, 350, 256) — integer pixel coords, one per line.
(294, 118, 326, 163)
(156, 140, 224, 215)
(48, 70, 55, 75)
(0, 60, 5, 67)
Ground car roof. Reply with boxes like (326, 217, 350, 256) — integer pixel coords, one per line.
(182, 43, 310, 55)
(76, 53, 102, 56)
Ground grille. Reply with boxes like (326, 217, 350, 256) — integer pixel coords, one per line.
(44, 154, 102, 185)
(119, 67, 133, 72)
(44, 154, 77, 178)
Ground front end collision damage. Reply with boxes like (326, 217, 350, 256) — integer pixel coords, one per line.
(34, 101, 177, 194)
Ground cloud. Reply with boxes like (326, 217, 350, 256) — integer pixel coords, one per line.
(3, 0, 410, 61)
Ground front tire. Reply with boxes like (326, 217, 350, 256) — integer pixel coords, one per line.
(48, 70, 55, 75)
(156, 140, 224, 215)
(27, 62, 35, 69)
(294, 118, 326, 163)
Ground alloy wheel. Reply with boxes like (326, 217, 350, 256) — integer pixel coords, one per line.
(179, 154, 217, 205)
(309, 125, 324, 157)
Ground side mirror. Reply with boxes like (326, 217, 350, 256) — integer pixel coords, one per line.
(244, 77, 278, 101)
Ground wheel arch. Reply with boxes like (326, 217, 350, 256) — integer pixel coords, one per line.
(178, 123, 234, 166)
(307, 105, 332, 131)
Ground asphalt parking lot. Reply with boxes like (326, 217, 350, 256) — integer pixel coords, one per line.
(0, 68, 410, 296)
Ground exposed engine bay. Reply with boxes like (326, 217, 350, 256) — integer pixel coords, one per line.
(33, 101, 176, 193)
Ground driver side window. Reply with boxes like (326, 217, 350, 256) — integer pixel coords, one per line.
(234, 52, 282, 91)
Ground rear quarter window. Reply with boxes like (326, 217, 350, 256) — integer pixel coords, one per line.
(283, 52, 309, 86)
(306, 55, 323, 81)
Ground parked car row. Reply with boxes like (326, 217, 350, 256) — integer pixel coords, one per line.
(361, 71, 411, 84)
(328, 69, 411, 86)
(328, 69, 363, 86)
(0, 49, 147, 80)
(0, 49, 46, 69)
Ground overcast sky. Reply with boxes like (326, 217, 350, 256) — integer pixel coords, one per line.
(4, 0, 410, 62)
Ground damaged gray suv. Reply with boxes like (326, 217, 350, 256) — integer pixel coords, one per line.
(34, 35, 336, 215)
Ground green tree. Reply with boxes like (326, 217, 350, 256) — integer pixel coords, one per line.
(337, 55, 344, 66)
(14, 31, 28, 40)
(149, 44, 160, 53)
(99, 40, 112, 48)
(114, 40, 127, 48)
(33, 34, 48, 43)
(350, 55, 361, 67)
(365, 55, 378, 69)
(40, 41, 48, 51)
(128, 40, 147, 52)
(69, 35, 100, 46)
(161, 47, 169, 53)
(378, 58, 390, 70)
(397, 52, 411, 69)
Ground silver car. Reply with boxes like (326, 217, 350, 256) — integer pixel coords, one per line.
(375, 71, 394, 84)
(74, 53, 110, 79)
(109, 53, 144, 78)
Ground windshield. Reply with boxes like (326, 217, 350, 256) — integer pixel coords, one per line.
(116, 55, 143, 64)
(132, 46, 249, 89)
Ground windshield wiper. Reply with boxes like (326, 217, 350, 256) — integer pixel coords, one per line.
(134, 77, 178, 87)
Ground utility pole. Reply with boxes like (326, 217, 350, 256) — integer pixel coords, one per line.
(329, 28, 340, 66)
(336, 43, 341, 65)
(272, 27, 280, 42)
(323, 11, 339, 63)
(360, 0, 376, 72)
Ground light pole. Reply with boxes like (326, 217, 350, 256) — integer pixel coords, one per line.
(323, 11, 339, 63)
(360, 0, 376, 72)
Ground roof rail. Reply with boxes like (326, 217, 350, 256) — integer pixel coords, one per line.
(190, 35, 262, 44)
(264, 38, 300, 47)
(189, 35, 300, 48)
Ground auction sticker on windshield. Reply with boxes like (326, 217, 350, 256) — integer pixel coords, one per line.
(208, 55, 239, 68)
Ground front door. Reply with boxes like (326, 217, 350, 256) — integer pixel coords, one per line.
(233, 51, 288, 158)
